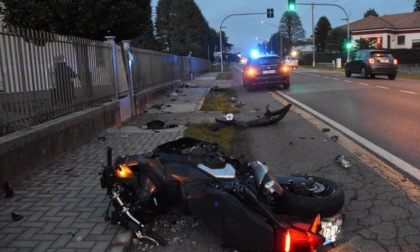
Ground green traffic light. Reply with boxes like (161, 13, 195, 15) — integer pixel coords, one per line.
(288, 0, 296, 10)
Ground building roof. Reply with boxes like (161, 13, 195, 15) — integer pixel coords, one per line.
(341, 12, 420, 32)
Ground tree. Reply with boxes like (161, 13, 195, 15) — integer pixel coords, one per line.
(279, 11, 306, 55)
(414, 0, 420, 12)
(155, 0, 221, 58)
(355, 38, 376, 50)
(314, 16, 332, 52)
(325, 27, 347, 52)
(364, 8, 379, 17)
(0, 0, 155, 48)
(171, 0, 209, 57)
(268, 31, 288, 56)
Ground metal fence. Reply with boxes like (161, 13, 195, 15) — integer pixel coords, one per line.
(0, 25, 209, 137)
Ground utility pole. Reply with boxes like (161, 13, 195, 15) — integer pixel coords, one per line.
(220, 10, 274, 72)
(297, 2, 350, 66)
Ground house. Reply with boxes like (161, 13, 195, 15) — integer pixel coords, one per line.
(346, 12, 420, 49)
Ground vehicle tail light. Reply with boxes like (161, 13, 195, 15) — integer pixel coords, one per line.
(281, 66, 289, 72)
(310, 214, 321, 233)
(368, 58, 375, 64)
(285, 230, 291, 252)
(246, 67, 256, 76)
(278, 215, 325, 252)
(394, 59, 398, 65)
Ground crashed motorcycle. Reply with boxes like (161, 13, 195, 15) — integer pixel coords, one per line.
(100, 137, 344, 251)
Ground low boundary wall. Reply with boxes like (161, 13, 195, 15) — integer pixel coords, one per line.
(0, 81, 179, 189)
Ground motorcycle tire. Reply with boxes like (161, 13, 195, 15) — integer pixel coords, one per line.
(274, 176, 344, 218)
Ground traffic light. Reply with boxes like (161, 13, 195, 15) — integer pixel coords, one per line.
(267, 8, 274, 18)
(288, 0, 296, 11)
(345, 38, 352, 49)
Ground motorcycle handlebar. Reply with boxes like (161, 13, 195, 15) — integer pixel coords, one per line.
(111, 186, 167, 246)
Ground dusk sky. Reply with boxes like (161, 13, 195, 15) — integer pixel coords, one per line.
(151, 0, 415, 55)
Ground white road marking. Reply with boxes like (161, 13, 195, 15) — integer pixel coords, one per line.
(376, 86, 390, 89)
(399, 90, 417, 95)
(275, 90, 420, 182)
(344, 80, 352, 83)
(333, 78, 339, 80)
(358, 83, 369, 86)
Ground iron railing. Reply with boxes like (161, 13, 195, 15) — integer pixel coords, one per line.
(0, 25, 209, 136)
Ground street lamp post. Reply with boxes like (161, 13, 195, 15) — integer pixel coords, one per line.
(219, 26, 224, 72)
(220, 12, 270, 72)
(297, 3, 351, 63)
(261, 21, 283, 59)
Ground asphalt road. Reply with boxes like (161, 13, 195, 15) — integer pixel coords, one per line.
(283, 69, 420, 171)
(229, 65, 420, 251)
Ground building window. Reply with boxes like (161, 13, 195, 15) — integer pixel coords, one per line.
(397, 36, 405, 45)
(413, 40, 420, 49)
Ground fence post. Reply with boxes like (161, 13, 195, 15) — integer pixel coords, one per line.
(105, 36, 118, 100)
(189, 53, 193, 80)
(122, 40, 136, 116)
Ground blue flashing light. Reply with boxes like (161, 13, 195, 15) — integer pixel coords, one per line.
(250, 49, 259, 59)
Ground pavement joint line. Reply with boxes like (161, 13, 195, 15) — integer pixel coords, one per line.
(274, 90, 420, 183)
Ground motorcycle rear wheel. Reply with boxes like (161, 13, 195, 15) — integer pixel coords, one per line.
(274, 176, 344, 218)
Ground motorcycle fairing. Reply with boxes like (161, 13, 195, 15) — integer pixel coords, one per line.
(180, 180, 277, 251)
(196, 163, 236, 179)
(215, 103, 292, 128)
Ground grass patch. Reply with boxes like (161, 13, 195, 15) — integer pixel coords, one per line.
(200, 88, 239, 114)
(209, 64, 232, 72)
(209, 64, 221, 72)
(183, 122, 236, 152)
(184, 87, 240, 152)
(208, 64, 234, 80)
(397, 72, 420, 80)
(216, 72, 233, 80)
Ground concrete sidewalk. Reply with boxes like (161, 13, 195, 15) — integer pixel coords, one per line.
(0, 72, 227, 252)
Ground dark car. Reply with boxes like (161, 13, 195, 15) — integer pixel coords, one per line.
(345, 49, 398, 80)
(242, 55, 290, 91)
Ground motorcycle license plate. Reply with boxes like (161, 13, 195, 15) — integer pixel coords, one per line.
(321, 214, 344, 246)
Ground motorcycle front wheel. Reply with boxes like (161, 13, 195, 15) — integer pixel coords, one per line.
(273, 176, 345, 218)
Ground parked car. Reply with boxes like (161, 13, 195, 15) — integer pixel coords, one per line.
(345, 49, 398, 79)
(283, 56, 299, 69)
(242, 55, 290, 91)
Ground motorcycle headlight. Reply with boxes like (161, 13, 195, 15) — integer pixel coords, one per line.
(116, 164, 134, 178)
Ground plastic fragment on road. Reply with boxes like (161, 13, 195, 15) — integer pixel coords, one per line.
(335, 155, 351, 168)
